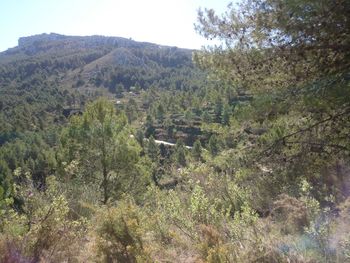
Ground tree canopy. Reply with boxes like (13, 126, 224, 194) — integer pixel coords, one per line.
(0, 3, 350, 261)
(60, 98, 147, 203)
(194, 0, 350, 201)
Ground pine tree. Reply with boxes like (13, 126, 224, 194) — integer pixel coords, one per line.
(147, 136, 160, 163)
(201, 110, 212, 123)
(214, 99, 223, 123)
(221, 104, 231, 126)
(192, 139, 202, 161)
(61, 98, 142, 204)
(145, 114, 155, 138)
(208, 135, 219, 156)
(174, 139, 186, 167)
(135, 129, 144, 147)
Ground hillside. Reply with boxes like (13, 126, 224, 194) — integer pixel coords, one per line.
(1, 1, 350, 260)
(0, 33, 210, 143)
(0, 33, 196, 91)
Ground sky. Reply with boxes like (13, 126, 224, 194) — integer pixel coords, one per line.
(0, 0, 233, 52)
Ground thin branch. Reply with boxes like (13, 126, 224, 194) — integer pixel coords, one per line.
(279, 108, 350, 141)
(285, 141, 350, 152)
(261, 108, 350, 156)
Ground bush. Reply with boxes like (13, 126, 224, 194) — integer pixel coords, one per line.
(272, 194, 311, 234)
(198, 224, 228, 263)
(0, 175, 87, 262)
(94, 199, 151, 263)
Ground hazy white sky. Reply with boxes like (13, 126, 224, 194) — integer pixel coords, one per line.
(0, 0, 233, 51)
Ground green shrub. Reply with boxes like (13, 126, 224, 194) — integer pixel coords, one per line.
(1, 174, 87, 262)
(94, 199, 151, 263)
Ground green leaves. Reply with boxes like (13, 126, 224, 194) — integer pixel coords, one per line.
(60, 98, 146, 203)
(190, 185, 210, 223)
(94, 199, 150, 262)
(195, 0, 350, 207)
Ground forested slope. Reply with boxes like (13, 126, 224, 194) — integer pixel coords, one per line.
(1, 0, 350, 262)
(0, 33, 203, 134)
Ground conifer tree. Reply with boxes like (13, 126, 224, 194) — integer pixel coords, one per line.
(174, 139, 187, 167)
(192, 139, 202, 161)
(208, 135, 219, 156)
(61, 98, 142, 204)
(147, 136, 160, 163)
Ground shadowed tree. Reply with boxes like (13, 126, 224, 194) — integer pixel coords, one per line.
(192, 139, 202, 161)
(195, 0, 350, 201)
(208, 135, 219, 156)
(147, 136, 160, 163)
(174, 139, 187, 167)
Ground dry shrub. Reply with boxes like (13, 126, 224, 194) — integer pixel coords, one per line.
(93, 200, 151, 263)
(330, 198, 350, 262)
(197, 224, 229, 263)
(0, 239, 34, 263)
(272, 194, 308, 234)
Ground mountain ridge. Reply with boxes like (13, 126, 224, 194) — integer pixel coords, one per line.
(1, 33, 195, 59)
(0, 32, 206, 137)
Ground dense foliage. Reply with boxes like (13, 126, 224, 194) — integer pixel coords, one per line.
(1, 1, 350, 262)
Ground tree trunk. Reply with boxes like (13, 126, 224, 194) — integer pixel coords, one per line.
(103, 166, 108, 204)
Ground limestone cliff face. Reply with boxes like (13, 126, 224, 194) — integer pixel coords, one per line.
(18, 33, 66, 46)
(16, 33, 177, 53)
(1, 33, 193, 66)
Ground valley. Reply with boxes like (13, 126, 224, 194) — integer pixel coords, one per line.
(0, 0, 349, 261)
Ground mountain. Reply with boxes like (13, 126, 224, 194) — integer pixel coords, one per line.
(1, 2, 350, 261)
(0, 33, 206, 142)
(1, 33, 193, 65)
(0, 33, 196, 87)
